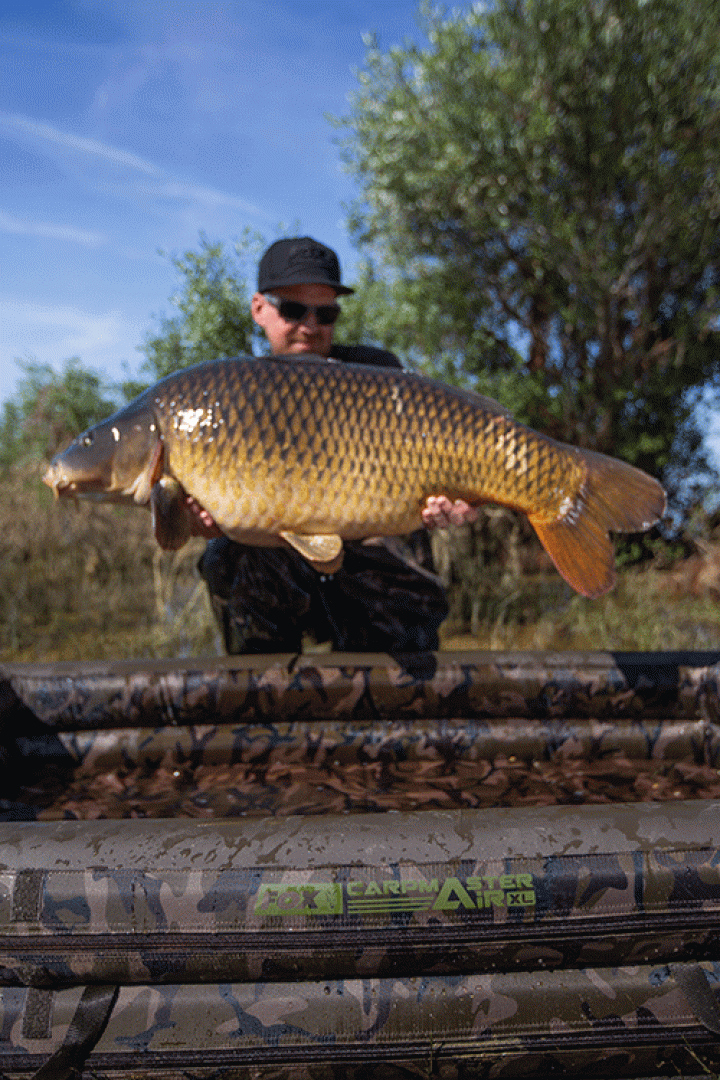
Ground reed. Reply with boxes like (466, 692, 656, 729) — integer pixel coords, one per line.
(2, 471, 718, 662)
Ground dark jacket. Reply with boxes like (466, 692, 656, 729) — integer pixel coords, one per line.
(329, 343, 403, 368)
(198, 345, 448, 655)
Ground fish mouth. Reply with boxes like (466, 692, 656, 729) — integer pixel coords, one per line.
(42, 464, 67, 500)
(43, 465, 110, 501)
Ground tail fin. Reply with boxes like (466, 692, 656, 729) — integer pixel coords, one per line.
(529, 450, 666, 599)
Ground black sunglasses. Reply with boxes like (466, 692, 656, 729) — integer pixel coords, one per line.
(264, 292, 341, 326)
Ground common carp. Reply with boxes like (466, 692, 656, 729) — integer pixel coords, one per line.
(44, 355, 666, 598)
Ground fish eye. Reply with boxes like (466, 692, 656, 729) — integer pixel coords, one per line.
(82, 433, 94, 447)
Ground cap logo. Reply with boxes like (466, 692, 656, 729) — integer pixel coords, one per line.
(288, 243, 331, 267)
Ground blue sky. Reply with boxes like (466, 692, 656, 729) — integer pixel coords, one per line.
(1, 0, 448, 404)
(4, 1, 720, 469)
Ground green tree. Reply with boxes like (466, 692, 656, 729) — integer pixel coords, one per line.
(0, 358, 118, 472)
(336, 0, 720, 504)
(133, 230, 265, 393)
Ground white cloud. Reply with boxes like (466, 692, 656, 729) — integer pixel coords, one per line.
(0, 111, 271, 224)
(1, 297, 126, 354)
(145, 179, 271, 219)
(0, 113, 162, 175)
(0, 210, 106, 247)
(0, 296, 144, 402)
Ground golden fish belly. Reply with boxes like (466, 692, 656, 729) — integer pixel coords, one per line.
(152, 357, 582, 539)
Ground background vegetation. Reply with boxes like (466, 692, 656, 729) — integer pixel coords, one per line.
(4, 0, 720, 662)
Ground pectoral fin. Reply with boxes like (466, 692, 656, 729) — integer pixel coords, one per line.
(151, 477, 193, 550)
(280, 531, 344, 573)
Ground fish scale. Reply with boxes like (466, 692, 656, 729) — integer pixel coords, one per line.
(44, 355, 666, 598)
(155, 361, 593, 533)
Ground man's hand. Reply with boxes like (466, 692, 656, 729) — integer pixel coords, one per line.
(185, 495, 224, 538)
(422, 496, 479, 529)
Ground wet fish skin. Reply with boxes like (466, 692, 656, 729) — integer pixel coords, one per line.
(44, 394, 163, 506)
(44, 355, 666, 598)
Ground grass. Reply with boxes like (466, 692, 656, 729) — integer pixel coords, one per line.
(0, 468, 222, 662)
(440, 567, 720, 653)
(3, 468, 720, 663)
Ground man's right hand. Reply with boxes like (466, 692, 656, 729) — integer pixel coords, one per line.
(422, 496, 479, 529)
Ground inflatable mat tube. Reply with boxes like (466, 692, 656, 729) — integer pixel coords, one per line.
(26, 715, 720, 774)
(1, 963, 719, 1079)
(1, 651, 719, 1078)
(2, 804, 719, 987)
(3, 649, 720, 729)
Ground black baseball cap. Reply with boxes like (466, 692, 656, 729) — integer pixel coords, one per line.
(257, 237, 354, 295)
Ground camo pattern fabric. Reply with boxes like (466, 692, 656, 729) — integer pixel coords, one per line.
(38, 714, 720, 775)
(195, 337, 445, 658)
(198, 533, 449, 655)
(3, 649, 720, 731)
(1, 655, 720, 1076)
(1, 964, 719, 1078)
(1, 806, 719, 987)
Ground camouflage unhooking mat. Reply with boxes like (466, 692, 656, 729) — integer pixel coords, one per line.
(0, 649, 719, 1079)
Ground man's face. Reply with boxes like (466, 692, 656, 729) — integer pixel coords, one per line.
(251, 284, 339, 357)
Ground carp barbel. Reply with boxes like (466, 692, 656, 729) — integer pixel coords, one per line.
(44, 355, 666, 598)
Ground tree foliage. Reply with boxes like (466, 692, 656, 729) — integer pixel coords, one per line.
(132, 230, 265, 394)
(336, 0, 720, 502)
(0, 358, 119, 472)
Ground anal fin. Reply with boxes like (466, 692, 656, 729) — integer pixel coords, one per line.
(280, 531, 344, 573)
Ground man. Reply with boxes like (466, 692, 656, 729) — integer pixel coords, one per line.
(199, 237, 475, 656)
